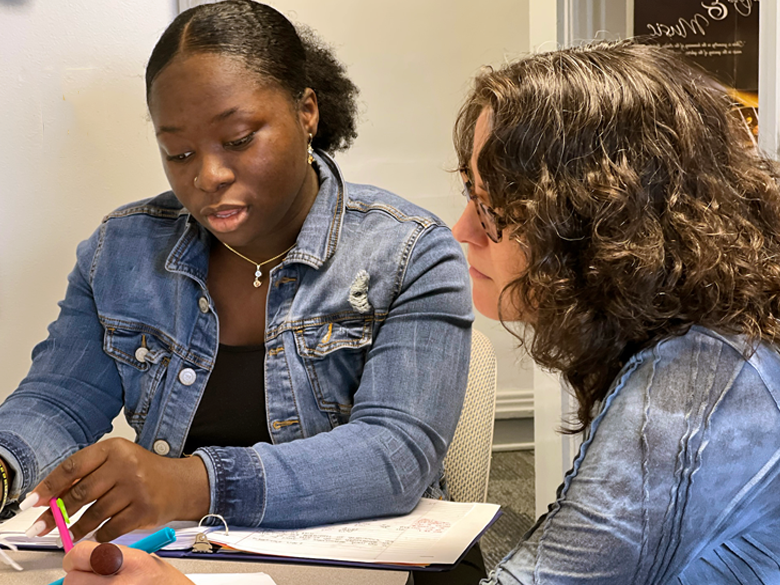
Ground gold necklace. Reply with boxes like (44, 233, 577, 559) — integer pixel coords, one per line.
(222, 242, 296, 288)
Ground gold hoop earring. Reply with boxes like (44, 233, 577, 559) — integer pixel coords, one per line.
(307, 133, 314, 165)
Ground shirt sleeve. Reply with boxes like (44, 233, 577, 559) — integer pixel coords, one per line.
(195, 224, 474, 527)
(0, 225, 124, 500)
(484, 330, 780, 585)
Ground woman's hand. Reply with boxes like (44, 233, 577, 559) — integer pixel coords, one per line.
(63, 541, 194, 585)
(24, 438, 210, 542)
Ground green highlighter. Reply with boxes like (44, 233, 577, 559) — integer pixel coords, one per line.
(55, 498, 69, 524)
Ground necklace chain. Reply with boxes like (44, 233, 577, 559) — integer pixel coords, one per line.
(222, 242, 296, 288)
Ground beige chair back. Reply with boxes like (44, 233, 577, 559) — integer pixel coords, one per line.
(443, 329, 498, 503)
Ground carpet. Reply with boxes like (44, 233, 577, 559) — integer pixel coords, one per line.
(480, 450, 537, 568)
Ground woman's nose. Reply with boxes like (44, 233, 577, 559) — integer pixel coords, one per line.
(195, 154, 235, 193)
(453, 201, 488, 246)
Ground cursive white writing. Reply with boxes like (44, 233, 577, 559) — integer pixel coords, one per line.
(645, 0, 753, 39)
(646, 14, 709, 38)
(731, 0, 754, 17)
(702, 1, 728, 21)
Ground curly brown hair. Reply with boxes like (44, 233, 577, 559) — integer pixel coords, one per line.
(454, 41, 780, 432)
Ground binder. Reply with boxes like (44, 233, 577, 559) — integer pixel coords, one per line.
(0, 499, 501, 572)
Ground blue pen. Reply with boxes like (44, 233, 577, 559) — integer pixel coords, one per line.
(47, 527, 177, 585)
(128, 527, 177, 553)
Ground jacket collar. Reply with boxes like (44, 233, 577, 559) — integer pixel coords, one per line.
(286, 150, 346, 270)
(165, 149, 345, 282)
(165, 212, 211, 289)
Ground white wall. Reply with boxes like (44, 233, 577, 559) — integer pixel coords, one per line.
(0, 1, 177, 437)
(759, 0, 780, 160)
(0, 0, 551, 438)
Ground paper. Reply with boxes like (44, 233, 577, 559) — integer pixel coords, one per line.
(187, 573, 276, 585)
(112, 522, 209, 551)
(0, 505, 201, 551)
(208, 499, 500, 566)
(0, 498, 500, 568)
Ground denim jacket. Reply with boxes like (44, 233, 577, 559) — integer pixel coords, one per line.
(486, 326, 780, 585)
(0, 151, 473, 527)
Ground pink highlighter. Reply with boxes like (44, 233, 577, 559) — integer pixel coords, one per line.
(49, 498, 73, 552)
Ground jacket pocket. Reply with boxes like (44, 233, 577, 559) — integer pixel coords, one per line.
(103, 326, 172, 430)
(293, 318, 372, 420)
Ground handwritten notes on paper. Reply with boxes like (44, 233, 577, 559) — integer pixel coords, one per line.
(0, 498, 500, 568)
(208, 499, 500, 566)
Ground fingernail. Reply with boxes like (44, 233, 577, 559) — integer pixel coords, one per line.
(55, 529, 75, 547)
(19, 492, 39, 511)
(25, 520, 46, 539)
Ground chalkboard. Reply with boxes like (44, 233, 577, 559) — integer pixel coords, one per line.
(634, 0, 758, 92)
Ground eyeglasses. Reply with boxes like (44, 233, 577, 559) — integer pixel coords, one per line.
(460, 169, 507, 243)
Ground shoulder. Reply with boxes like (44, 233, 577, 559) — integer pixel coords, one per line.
(94, 192, 190, 250)
(103, 191, 186, 224)
(341, 182, 466, 286)
(592, 326, 780, 447)
(611, 326, 768, 400)
(302, 153, 461, 271)
(342, 181, 448, 231)
(75, 191, 191, 273)
(76, 191, 185, 251)
(339, 182, 462, 267)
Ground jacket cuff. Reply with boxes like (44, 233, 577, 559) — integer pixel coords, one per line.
(194, 446, 266, 526)
(0, 432, 39, 501)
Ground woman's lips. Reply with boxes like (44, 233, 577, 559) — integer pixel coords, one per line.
(469, 266, 490, 280)
(205, 206, 248, 233)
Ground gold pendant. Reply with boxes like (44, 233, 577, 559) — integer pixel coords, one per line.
(253, 269, 262, 288)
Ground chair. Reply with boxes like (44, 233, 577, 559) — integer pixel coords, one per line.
(443, 329, 498, 503)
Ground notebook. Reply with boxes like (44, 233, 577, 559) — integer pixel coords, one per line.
(0, 505, 199, 551)
(0, 499, 501, 571)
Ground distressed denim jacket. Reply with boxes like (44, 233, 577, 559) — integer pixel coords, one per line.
(486, 326, 780, 585)
(0, 151, 473, 527)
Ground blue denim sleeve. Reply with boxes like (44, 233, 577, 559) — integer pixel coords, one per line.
(195, 225, 474, 527)
(483, 329, 780, 584)
(0, 226, 123, 500)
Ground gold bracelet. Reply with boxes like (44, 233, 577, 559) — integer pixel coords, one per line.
(0, 459, 8, 513)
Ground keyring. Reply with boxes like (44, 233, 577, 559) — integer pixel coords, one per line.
(197, 513, 229, 535)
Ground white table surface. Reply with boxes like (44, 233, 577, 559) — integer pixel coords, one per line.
(0, 550, 410, 584)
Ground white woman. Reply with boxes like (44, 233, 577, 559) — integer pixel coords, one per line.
(453, 41, 780, 584)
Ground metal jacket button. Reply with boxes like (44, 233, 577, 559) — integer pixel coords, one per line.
(134, 347, 149, 363)
(198, 297, 210, 313)
(178, 368, 197, 386)
(153, 440, 170, 456)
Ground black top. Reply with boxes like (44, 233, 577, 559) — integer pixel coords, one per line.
(183, 344, 271, 454)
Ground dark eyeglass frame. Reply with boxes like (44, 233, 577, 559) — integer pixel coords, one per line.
(460, 168, 507, 243)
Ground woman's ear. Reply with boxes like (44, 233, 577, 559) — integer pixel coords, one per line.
(299, 88, 319, 137)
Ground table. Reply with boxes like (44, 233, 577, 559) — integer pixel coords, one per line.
(0, 550, 410, 584)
